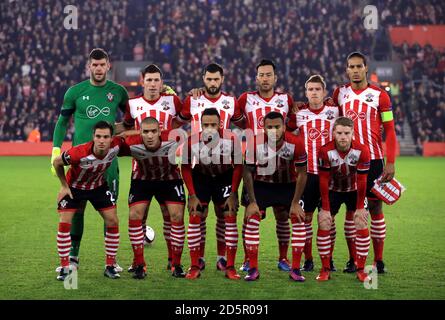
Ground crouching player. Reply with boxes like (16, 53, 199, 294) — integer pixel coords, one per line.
(316, 117, 371, 282)
(181, 108, 243, 280)
(53, 121, 122, 281)
(119, 117, 187, 279)
(243, 112, 308, 281)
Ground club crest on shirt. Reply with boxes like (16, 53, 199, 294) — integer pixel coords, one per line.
(365, 93, 374, 103)
(326, 110, 335, 120)
(222, 99, 230, 109)
(60, 200, 68, 208)
(279, 145, 291, 159)
(276, 99, 284, 108)
(106, 92, 114, 102)
(161, 101, 170, 111)
(347, 153, 358, 165)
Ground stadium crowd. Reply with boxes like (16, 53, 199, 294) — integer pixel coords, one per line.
(0, 0, 443, 151)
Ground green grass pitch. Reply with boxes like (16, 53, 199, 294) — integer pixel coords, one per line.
(0, 156, 444, 300)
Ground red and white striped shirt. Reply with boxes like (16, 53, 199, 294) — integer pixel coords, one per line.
(120, 131, 181, 181)
(333, 84, 392, 160)
(238, 91, 293, 135)
(246, 132, 307, 184)
(183, 131, 243, 177)
(287, 103, 339, 174)
(318, 140, 370, 192)
(62, 137, 123, 190)
(179, 93, 242, 132)
(124, 94, 182, 130)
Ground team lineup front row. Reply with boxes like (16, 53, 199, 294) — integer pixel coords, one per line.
(55, 111, 375, 283)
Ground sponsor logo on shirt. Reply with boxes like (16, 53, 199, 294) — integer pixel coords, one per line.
(86, 105, 111, 118)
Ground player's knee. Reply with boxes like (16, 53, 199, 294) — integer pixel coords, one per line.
(318, 212, 332, 230)
(274, 208, 288, 221)
(367, 199, 382, 214)
(59, 213, 73, 224)
(354, 212, 367, 229)
(304, 211, 314, 223)
(170, 210, 184, 222)
(160, 205, 169, 215)
(105, 215, 119, 227)
(129, 207, 144, 220)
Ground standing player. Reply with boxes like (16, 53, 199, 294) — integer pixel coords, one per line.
(53, 121, 122, 281)
(316, 117, 371, 282)
(243, 112, 307, 281)
(238, 59, 296, 273)
(333, 52, 397, 273)
(123, 64, 183, 270)
(287, 75, 340, 272)
(177, 63, 244, 271)
(119, 117, 187, 279)
(181, 108, 243, 280)
(51, 48, 128, 272)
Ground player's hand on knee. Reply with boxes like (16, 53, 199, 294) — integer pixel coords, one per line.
(246, 202, 260, 218)
(188, 194, 202, 214)
(224, 193, 237, 214)
(57, 185, 73, 203)
(290, 200, 305, 222)
(354, 208, 368, 228)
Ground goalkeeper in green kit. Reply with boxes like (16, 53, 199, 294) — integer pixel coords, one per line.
(51, 48, 129, 272)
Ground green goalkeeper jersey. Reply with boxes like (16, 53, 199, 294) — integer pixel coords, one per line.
(53, 79, 129, 147)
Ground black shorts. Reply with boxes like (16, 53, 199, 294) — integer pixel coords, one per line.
(193, 170, 233, 207)
(329, 191, 357, 215)
(301, 173, 320, 213)
(57, 184, 116, 213)
(254, 181, 296, 213)
(128, 179, 186, 207)
(367, 159, 384, 200)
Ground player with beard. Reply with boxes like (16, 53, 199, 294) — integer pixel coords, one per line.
(177, 63, 244, 272)
(51, 48, 128, 273)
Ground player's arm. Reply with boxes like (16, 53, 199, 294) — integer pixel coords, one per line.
(318, 147, 332, 216)
(51, 88, 77, 175)
(53, 152, 73, 201)
(221, 132, 243, 212)
(290, 137, 307, 220)
(243, 137, 260, 218)
(355, 147, 371, 226)
(380, 92, 397, 182)
(231, 97, 246, 129)
(357, 147, 371, 209)
(175, 96, 192, 127)
(113, 86, 131, 135)
(171, 95, 186, 129)
(181, 138, 202, 213)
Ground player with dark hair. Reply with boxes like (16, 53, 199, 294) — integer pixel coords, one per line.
(332, 51, 397, 273)
(122, 63, 183, 270)
(51, 48, 129, 273)
(316, 117, 371, 282)
(181, 108, 243, 280)
(177, 63, 244, 272)
(237, 59, 296, 273)
(287, 75, 340, 272)
(119, 117, 187, 279)
(53, 121, 123, 281)
(243, 111, 307, 281)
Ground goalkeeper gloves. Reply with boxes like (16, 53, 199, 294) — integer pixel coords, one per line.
(162, 85, 177, 95)
(50, 147, 61, 176)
